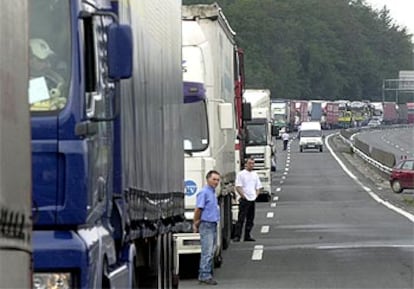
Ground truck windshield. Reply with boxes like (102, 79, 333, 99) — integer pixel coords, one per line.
(246, 123, 267, 145)
(300, 130, 322, 138)
(182, 101, 209, 152)
(29, 0, 71, 112)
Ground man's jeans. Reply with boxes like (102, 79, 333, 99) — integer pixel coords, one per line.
(198, 221, 217, 281)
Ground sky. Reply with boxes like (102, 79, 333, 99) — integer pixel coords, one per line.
(365, 0, 414, 38)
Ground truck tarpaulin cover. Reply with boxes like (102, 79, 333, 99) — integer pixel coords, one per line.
(118, 1, 184, 235)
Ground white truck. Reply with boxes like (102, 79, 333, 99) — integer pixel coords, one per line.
(243, 89, 273, 200)
(0, 1, 32, 287)
(271, 100, 290, 136)
(175, 3, 237, 275)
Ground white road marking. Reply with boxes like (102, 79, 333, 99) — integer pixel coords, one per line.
(285, 167, 289, 171)
(280, 181, 284, 184)
(283, 172, 288, 175)
(273, 196, 279, 201)
(267, 212, 274, 218)
(252, 245, 264, 260)
(271, 202, 277, 208)
(326, 134, 414, 223)
(276, 188, 281, 192)
(282, 176, 286, 179)
(261, 225, 270, 233)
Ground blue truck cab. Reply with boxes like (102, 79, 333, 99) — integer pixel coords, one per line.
(29, 1, 132, 288)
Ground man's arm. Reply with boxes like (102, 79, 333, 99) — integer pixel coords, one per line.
(193, 207, 202, 233)
(235, 186, 246, 200)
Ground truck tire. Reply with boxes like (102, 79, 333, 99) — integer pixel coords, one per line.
(222, 194, 232, 250)
(319, 146, 323, 152)
(300, 146, 303, 152)
(214, 253, 223, 268)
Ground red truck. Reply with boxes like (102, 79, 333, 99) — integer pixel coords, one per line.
(324, 102, 340, 129)
(383, 102, 398, 124)
(290, 100, 309, 131)
(407, 102, 414, 124)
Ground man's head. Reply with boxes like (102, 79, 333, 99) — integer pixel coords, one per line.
(206, 170, 220, 188)
(245, 157, 255, 171)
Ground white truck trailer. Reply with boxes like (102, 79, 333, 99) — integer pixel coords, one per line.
(243, 89, 273, 200)
(174, 3, 237, 275)
(0, 1, 32, 287)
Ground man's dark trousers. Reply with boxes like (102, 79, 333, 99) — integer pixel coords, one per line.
(234, 198, 255, 240)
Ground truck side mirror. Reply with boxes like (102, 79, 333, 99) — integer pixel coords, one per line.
(242, 102, 252, 121)
(271, 125, 280, 137)
(107, 24, 133, 80)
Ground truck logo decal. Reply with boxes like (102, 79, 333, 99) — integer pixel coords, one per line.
(184, 180, 198, 196)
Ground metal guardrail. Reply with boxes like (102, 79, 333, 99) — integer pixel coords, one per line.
(339, 127, 393, 175)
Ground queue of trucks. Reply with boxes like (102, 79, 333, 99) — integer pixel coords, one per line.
(2, 1, 413, 289)
(1, 1, 259, 288)
(273, 99, 414, 130)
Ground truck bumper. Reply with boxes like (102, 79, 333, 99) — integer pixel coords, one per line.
(33, 230, 88, 288)
(173, 233, 201, 275)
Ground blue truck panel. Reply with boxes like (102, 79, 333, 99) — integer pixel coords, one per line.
(30, 1, 184, 287)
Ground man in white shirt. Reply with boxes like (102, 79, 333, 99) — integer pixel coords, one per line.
(282, 130, 289, 151)
(233, 157, 263, 242)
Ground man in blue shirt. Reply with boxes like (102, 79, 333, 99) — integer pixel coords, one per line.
(193, 170, 220, 285)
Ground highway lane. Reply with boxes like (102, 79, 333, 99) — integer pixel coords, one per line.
(180, 133, 414, 289)
(356, 126, 414, 162)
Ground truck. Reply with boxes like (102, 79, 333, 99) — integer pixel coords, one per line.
(175, 3, 238, 275)
(271, 100, 290, 135)
(0, 1, 32, 288)
(243, 89, 273, 199)
(383, 101, 398, 124)
(29, 1, 185, 288)
(349, 101, 368, 126)
(289, 100, 309, 131)
(407, 102, 414, 123)
(309, 101, 323, 122)
(397, 103, 408, 124)
(370, 102, 384, 121)
(324, 102, 339, 129)
(337, 101, 352, 128)
(234, 47, 250, 174)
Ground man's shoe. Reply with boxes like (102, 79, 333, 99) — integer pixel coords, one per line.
(244, 237, 256, 242)
(232, 237, 240, 242)
(199, 278, 218, 285)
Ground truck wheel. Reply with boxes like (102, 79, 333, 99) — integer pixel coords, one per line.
(102, 259, 110, 289)
(222, 195, 232, 250)
(300, 146, 303, 152)
(391, 180, 403, 194)
(319, 146, 323, 152)
(214, 254, 223, 268)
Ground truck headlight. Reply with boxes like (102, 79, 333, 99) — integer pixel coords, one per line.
(33, 273, 72, 289)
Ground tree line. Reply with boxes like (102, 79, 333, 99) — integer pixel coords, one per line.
(183, 0, 413, 102)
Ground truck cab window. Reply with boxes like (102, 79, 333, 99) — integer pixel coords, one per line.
(29, 0, 71, 112)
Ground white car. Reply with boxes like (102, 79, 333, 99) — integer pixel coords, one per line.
(367, 119, 381, 127)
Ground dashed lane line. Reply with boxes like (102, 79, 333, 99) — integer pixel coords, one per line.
(261, 225, 270, 234)
(252, 245, 264, 260)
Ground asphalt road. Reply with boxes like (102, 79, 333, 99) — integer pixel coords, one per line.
(355, 126, 414, 161)
(180, 133, 414, 289)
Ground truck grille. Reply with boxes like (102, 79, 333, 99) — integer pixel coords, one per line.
(245, 154, 265, 169)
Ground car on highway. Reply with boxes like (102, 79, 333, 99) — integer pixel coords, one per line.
(389, 159, 414, 193)
(367, 119, 381, 127)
